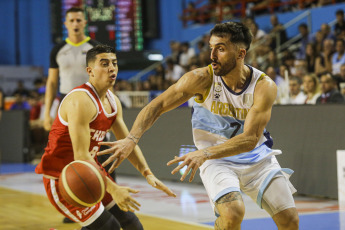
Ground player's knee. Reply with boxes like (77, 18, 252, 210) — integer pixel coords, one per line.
(218, 205, 244, 229)
(274, 208, 299, 230)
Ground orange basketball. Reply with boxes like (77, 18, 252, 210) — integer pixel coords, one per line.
(58, 160, 107, 208)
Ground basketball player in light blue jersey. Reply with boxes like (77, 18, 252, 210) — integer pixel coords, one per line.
(99, 21, 299, 230)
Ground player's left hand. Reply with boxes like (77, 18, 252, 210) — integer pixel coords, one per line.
(146, 175, 177, 197)
(167, 150, 207, 182)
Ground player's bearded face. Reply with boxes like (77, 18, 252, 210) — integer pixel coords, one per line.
(214, 55, 237, 76)
(210, 36, 237, 76)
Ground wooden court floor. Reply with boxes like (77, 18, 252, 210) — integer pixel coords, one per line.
(0, 187, 212, 230)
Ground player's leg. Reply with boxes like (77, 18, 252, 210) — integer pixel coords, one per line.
(214, 191, 245, 230)
(81, 209, 121, 230)
(108, 204, 143, 230)
(43, 177, 121, 229)
(199, 160, 244, 230)
(261, 177, 299, 230)
(102, 191, 143, 230)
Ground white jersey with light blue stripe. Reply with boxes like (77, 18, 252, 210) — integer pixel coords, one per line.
(192, 65, 278, 164)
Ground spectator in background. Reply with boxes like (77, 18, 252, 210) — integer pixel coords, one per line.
(28, 91, 46, 156)
(288, 77, 306, 104)
(303, 74, 321, 104)
(294, 59, 308, 79)
(169, 40, 181, 64)
(313, 30, 325, 54)
(261, 50, 280, 71)
(182, 2, 200, 25)
(33, 78, 46, 95)
(334, 9, 345, 39)
(296, 23, 313, 59)
(331, 39, 345, 75)
(10, 93, 31, 110)
(268, 15, 288, 50)
(320, 23, 336, 41)
(165, 58, 185, 83)
(250, 22, 266, 41)
(334, 63, 345, 90)
(305, 43, 317, 73)
(12, 80, 30, 97)
(266, 66, 285, 87)
(196, 40, 208, 54)
(267, 66, 289, 104)
(179, 42, 196, 69)
(316, 73, 344, 104)
(315, 38, 334, 76)
(154, 63, 166, 80)
(279, 64, 290, 79)
(282, 52, 296, 76)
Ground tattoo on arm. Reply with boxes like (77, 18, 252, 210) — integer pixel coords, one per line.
(216, 191, 243, 205)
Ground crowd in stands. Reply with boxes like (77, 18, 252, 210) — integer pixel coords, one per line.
(181, 0, 345, 26)
(113, 8, 345, 105)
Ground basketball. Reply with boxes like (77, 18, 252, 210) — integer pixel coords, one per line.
(58, 160, 107, 208)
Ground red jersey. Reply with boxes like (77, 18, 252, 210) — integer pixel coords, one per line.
(35, 82, 117, 178)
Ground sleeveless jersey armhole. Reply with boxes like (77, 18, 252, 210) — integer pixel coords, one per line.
(194, 65, 213, 103)
(58, 89, 99, 126)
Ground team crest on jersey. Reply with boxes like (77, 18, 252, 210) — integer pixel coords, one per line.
(214, 82, 222, 92)
(243, 93, 253, 107)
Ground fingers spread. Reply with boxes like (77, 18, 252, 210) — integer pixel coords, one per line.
(98, 141, 114, 146)
(97, 148, 114, 156)
(167, 156, 183, 166)
(180, 163, 194, 181)
(189, 166, 198, 182)
(102, 156, 116, 168)
(171, 161, 187, 175)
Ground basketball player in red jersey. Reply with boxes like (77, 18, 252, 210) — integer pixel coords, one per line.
(36, 45, 176, 230)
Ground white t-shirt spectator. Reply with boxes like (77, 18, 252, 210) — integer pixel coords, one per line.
(166, 64, 186, 82)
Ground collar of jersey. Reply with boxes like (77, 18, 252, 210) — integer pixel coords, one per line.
(65, 37, 91, 47)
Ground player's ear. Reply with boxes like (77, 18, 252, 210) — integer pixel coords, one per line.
(238, 48, 246, 59)
(86, 67, 93, 76)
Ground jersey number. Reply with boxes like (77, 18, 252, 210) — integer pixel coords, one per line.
(90, 146, 100, 158)
(230, 122, 241, 138)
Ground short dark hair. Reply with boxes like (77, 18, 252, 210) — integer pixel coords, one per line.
(86, 45, 116, 66)
(336, 9, 344, 16)
(298, 23, 308, 29)
(210, 21, 252, 51)
(66, 7, 84, 16)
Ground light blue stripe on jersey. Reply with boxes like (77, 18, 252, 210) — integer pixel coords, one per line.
(192, 104, 244, 139)
(222, 143, 275, 163)
(256, 168, 294, 208)
(192, 104, 274, 164)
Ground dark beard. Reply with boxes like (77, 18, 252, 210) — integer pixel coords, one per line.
(213, 57, 236, 76)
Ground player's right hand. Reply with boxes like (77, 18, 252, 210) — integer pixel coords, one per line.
(97, 137, 136, 173)
(111, 185, 141, 212)
(43, 115, 53, 131)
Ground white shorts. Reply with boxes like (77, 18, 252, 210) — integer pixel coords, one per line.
(199, 155, 296, 213)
